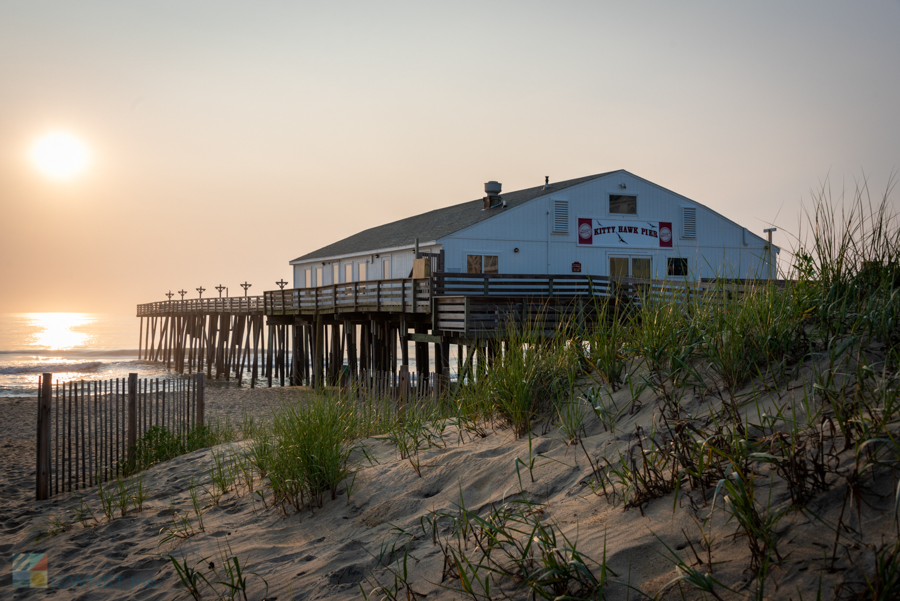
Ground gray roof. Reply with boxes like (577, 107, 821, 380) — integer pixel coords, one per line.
(292, 171, 619, 262)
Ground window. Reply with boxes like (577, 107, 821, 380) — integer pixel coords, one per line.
(668, 258, 688, 277)
(552, 200, 569, 233)
(315, 268, 322, 287)
(467, 255, 498, 274)
(632, 258, 651, 279)
(682, 207, 697, 238)
(609, 194, 637, 215)
(483, 255, 499, 274)
(305, 269, 311, 288)
(333, 264, 339, 284)
(345, 264, 353, 283)
(383, 259, 390, 279)
(359, 262, 367, 281)
(610, 257, 629, 278)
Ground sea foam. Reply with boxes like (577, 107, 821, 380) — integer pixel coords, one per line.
(0, 361, 103, 375)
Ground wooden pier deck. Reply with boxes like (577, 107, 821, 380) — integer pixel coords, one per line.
(136, 272, 755, 389)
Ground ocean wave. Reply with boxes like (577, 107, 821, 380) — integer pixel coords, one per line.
(0, 349, 137, 358)
(0, 361, 104, 375)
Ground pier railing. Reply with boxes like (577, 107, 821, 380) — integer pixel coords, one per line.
(265, 278, 432, 316)
(430, 272, 721, 299)
(139, 273, 759, 320)
(137, 296, 265, 317)
(35, 373, 205, 500)
(431, 274, 755, 335)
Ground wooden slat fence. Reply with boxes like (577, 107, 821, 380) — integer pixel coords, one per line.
(350, 369, 438, 402)
(35, 373, 205, 500)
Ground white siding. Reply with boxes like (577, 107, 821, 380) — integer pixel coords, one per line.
(289, 173, 773, 287)
(288, 244, 442, 286)
(438, 172, 772, 280)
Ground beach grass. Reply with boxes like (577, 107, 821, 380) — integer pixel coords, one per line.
(149, 179, 900, 598)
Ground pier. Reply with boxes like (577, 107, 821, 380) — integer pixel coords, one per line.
(136, 273, 732, 390)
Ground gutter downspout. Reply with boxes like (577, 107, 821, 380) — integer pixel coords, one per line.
(546, 207, 551, 274)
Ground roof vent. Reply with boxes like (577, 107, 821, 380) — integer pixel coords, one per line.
(483, 181, 502, 209)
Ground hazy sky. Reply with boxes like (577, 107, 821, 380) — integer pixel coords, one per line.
(1, 1, 898, 313)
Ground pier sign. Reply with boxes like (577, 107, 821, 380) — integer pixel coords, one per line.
(577, 218, 673, 248)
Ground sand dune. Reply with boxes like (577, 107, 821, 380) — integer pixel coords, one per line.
(1, 368, 896, 600)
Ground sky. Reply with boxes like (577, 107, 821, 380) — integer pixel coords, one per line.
(1, 0, 898, 313)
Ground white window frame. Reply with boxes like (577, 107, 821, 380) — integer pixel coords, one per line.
(466, 253, 500, 274)
(608, 193, 639, 218)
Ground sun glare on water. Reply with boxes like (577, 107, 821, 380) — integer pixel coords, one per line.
(30, 132, 91, 180)
(28, 313, 95, 350)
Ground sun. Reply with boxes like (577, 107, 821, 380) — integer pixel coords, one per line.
(30, 131, 91, 180)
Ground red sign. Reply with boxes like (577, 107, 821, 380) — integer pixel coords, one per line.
(577, 217, 674, 248)
(658, 221, 673, 248)
(577, 218, 593, 245)
(572, 261, 582, 273)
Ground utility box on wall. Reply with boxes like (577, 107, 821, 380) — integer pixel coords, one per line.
(412, 258, 431, 279)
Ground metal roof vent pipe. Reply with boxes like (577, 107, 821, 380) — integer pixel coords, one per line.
(483, 181, 502, 209)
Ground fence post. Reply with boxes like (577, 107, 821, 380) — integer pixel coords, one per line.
(398, 365, 409, 412)
(127, 373, 137, 470)
(36, 373, 52, 501)
(196, 373, 205, 427)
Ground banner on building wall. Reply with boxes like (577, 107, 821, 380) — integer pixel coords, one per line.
(577, 218, 673, 248)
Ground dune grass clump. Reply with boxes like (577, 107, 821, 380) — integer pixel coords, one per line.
(128, 420, 235, 474)
(792, 176, 900, 347)
(584, 298, 630, 391)
(380, 399, 446, 477)
(404, 495, 615, 600)
(456, 316, 579, 438)
(267, 393, 359, 512)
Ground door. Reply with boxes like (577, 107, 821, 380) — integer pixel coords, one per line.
(610, 255, 651, 298)
(609, 256, 651, 279)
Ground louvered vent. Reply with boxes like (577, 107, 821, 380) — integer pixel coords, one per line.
(553, 200, 569, 234)
(682, 207, 697, 239)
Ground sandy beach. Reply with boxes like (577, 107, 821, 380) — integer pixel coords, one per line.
(1, 364, 896, 601)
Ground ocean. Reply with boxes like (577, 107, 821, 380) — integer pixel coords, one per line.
(0, 312, 459, 398)
(0, 313, 174, 398)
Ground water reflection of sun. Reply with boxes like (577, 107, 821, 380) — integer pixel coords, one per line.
(28, 313, 95, 350)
